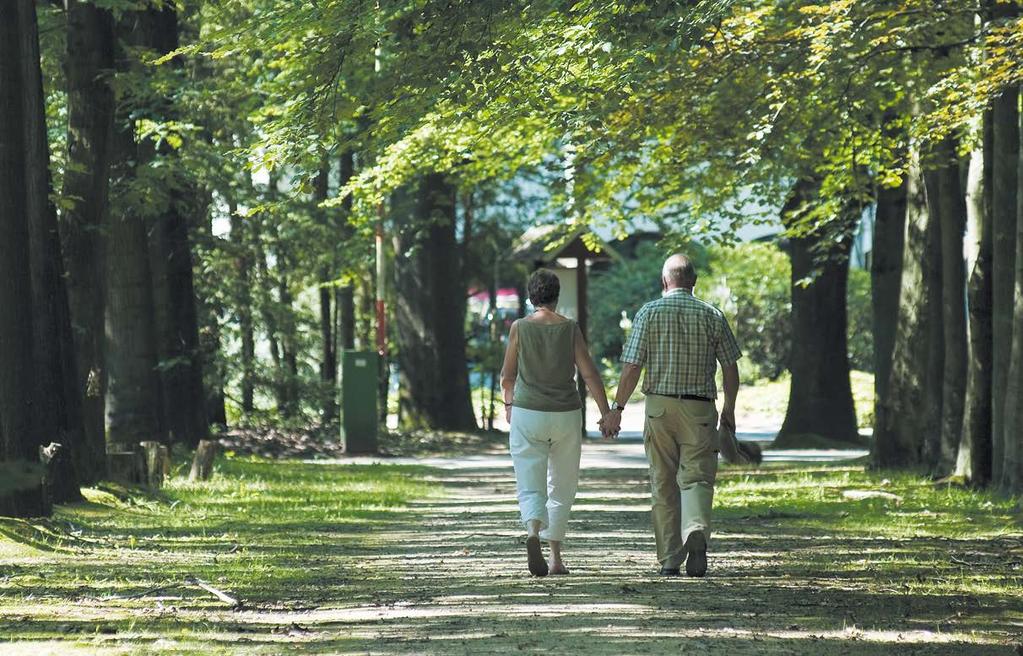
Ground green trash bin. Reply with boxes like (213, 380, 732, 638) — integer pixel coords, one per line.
(340, 350, 379, 454)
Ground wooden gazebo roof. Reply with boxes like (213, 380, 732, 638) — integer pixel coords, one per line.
(511, 224, 622, 267)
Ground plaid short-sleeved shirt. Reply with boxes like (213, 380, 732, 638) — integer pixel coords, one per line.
(620, 289, 742, 399)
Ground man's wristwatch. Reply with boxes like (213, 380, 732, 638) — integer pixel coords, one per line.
(610, 401, 625, 413)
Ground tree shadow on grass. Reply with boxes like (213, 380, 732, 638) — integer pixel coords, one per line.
(0, 456, 1020, 654)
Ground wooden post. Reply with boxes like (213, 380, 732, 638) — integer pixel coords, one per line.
(189, 439, 219, 481)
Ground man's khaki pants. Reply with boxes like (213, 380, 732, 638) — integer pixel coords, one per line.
(643, 394, 719, 569)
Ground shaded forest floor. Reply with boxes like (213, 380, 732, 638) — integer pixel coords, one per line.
(0, 442, 1021, 654)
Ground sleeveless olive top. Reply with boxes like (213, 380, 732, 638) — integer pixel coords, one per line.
(512, 318, 582, 412)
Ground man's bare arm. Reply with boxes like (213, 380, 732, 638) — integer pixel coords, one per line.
(604, 362, 642, 436)
(720, 362, 739, 430)
(615, 363, 642, 407)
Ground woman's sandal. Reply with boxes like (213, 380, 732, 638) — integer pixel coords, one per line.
(526, 536, 548, 577)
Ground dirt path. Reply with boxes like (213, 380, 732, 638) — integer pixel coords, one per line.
(251, 445, 1019, 655)
(4, 443, 1020, 655)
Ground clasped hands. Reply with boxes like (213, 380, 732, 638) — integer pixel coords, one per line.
(599, 408, 622, 440)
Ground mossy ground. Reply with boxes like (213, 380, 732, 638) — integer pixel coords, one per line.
(0, 444, 1020, 654)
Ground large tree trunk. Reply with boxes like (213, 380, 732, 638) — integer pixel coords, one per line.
(990, 86, 1019, 485)
(871, 179, 907, 445)
(956, 110, 994, 484)
(138, 8, 207, 448)
(148, 187, 208, 447)
(104, 13, 167, 454)
(924, 136, 968, 474)
(61, 0, 116, 485)
(1001, 86, 1023, 495)
(775, 178, 859, 447)
(873, 144, 945, 468)
(21, 0, 84, 502)
(0, 0, 47, 516)
(393, 173, 477, 430)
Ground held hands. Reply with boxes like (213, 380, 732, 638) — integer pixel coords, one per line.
(599, 408, 622, 440)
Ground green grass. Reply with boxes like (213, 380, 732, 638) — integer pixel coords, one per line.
(0, 456, 435, 650)
(737, 370, 875, 429)
(1, 449, 1019, 653)
(715, 462, 1023, 597)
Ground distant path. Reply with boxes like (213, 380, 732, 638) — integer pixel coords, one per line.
(310, 443, 1016, 655)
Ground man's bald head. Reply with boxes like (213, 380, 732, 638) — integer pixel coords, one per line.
(662, 253, 697, 290)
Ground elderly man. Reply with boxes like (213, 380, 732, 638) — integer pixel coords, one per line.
(603, 253, 741, 577)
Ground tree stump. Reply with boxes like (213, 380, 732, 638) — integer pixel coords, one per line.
(107, 451, 144, 484)
(189, 440, 219, 481)
(39, 442, 81, 505)
(139, 441, 169, 489)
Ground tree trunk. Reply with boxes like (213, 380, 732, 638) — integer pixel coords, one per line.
(871, 178, 907, 448)
(148, 188, 208, 447)
(0, 0, 46, 516)
(230, 199, 256, 415)
(137, 8, 207, 448)
(104, 14, 167, 454)
(277, 258, 300, 419)
(775, 178, 860, 447)
(61, 0, 116, 484)
(21, 0, 84, 502)
(196, 189, 227, 429)
(315, 158, 337, 424)
(990, 86, 1018, 485)
(393, 173, 477, 430)
(1001, 85, 1023, 495)
(337, 150, 356, 352)
(924, 136, 968, 474)
(873, 144, 945, 468)
(956, 110, 994, 484)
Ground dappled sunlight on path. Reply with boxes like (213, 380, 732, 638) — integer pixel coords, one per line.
(1, 445, 1019, 655)
(287, 444, 1017, 655)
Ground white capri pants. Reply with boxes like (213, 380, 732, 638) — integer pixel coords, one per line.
(509, 406, 583, 542)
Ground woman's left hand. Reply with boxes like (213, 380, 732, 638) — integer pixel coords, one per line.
(505, 404, 512, 424)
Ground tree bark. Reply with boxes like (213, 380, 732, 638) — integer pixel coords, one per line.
(136, 8, 207, 448)
(60, 0, 116, 484)
(104, 13, 167, 453)
(20, 0, 84, 502)
(315, 158, 337, 424)
(337, 150, 356, 352)
(775, 178, 860, 447)
(871, 179, 907, 448)
(873, 144, 945, 468)
(393, 173, 477, 430)
(1001, 85, 1023, 495)
(924, 136, 968, 474)
(0, 0, 46, 516)
(956, 110, 994, 484)
(229, 198, 256, 415)
(990, 86, 1019, 485)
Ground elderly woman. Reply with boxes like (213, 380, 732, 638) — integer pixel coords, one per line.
(501, 269, 613, 577)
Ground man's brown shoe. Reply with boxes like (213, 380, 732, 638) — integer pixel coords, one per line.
(684, 531, 707, 577)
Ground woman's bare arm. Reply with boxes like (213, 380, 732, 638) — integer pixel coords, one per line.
(574, 324, 611, 416)
(500, 322, 520, 413)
